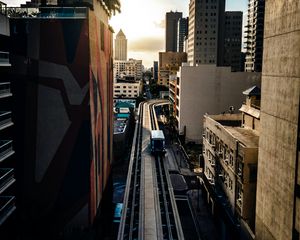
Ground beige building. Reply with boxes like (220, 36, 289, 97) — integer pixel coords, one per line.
(113, 58, 142, 82)
(176, 65, 261, 143)
(113, 81, 142, 99)
(255, 1, 300, 240)
(158, 51, 187, 87)
(114, 29, 127, 61)
(203, 86, 260, 239)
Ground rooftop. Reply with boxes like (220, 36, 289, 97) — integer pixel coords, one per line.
(223, 126, 259, 148)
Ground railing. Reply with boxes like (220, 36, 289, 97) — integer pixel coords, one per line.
(0, 52, 9, 65)
(0, 196, 16, 225)
(0, 140, 13, 162)
(7, 7, 87, 19)
(0, 111, 12, 130)
(0, 82, 11, 98)
(0, 168, 14, 194)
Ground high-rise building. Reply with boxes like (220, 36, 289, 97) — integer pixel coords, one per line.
(255, 1, 300, 239)
(114, 29, 127, 61)
(5, 0, 117, 238)
(0, 3, 16, 238)
(187, 0, 225, 66)
(165, 11, 182, 52)
(223, 11, 243, 71)
(177, 17, 188, 52)
(244, 0, 265, 72)
(153, 61, 158, 81)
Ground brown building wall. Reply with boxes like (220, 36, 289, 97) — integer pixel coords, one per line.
(255, 1, 300, 239)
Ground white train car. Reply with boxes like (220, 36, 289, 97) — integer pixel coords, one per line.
(150, 130, 165, 154)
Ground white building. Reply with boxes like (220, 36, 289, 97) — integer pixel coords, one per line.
(113, 81, 142, 99)
(176, 65, 261, 143)
(113, 58, 143, 82)
(114, 29, 127, 61)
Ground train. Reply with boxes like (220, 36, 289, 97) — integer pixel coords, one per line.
(150, 130, 165, 154)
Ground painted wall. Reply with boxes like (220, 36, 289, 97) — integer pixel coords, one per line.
(8, 3, 113, 237)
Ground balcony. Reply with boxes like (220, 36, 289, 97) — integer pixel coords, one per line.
(0, 82, 12, 98)
(0, 168, 15, 194)
(0, 52, 10, 67)
(0, 111, 13, 131)
(0, 140, 14, 163)
(0, 196, 16, 225)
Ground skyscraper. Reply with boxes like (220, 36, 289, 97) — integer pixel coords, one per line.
(177, 17, 188, 52)
(223, 11, 243, 71)
(165, 11, 182, 52)
(114, 29, 127, 61)
(244, 0, 265, 72)
(187, 0, 225, 66)
(255, 0, 299, 239)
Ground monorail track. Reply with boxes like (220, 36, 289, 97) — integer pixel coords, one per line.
(118, 100, 184, 240)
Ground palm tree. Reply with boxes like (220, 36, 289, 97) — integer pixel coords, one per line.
(103, 0, 121, 16)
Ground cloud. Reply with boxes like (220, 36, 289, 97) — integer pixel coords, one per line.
(128, 37, 164, 53)
(153, 19, 165, 29)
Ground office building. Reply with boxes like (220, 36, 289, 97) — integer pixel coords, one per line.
(175, 65, 261, 143)
(6, 0, 117, 237)
(166, 11, 182, 52)
(158, 52, 187, 87)
(177, 17, 188, 52)
(202, 86, 260, 239)
(223, 11, 243, 71)
(244, 0, 265, 72)
(187, 0, 225, 66)
(114, 29, 127, 61)
(113, 59, 142, 82)
(113, 81, 142, 99)
(255, 0, 300, 239)
(0, 3, 16, 237)
(153, 61, 158, 81)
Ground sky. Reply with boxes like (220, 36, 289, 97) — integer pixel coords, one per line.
(3, 0, 248, 68)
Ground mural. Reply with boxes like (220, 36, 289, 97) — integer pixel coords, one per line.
(9, 5, 113, 238)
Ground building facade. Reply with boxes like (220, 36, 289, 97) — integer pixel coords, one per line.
(152, 61, 158, 81)
(244, 0, 265, 72)
(114, 29, 127, 61)
(255, 1, 300, 239)
(5, 0, 117, 238)
(113, 81, 142, 99)
(176, 65, 261, 143)
(165, 11, 182, 52)
(187, 0, 225, 66)
(177, 17, 188, 52)
(202, 87, 260, 239)
(113, 58, 142, 81)
(223, 11, 243, 72)
(158, 51, 187, 87)
(0, 3, 16, 238)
